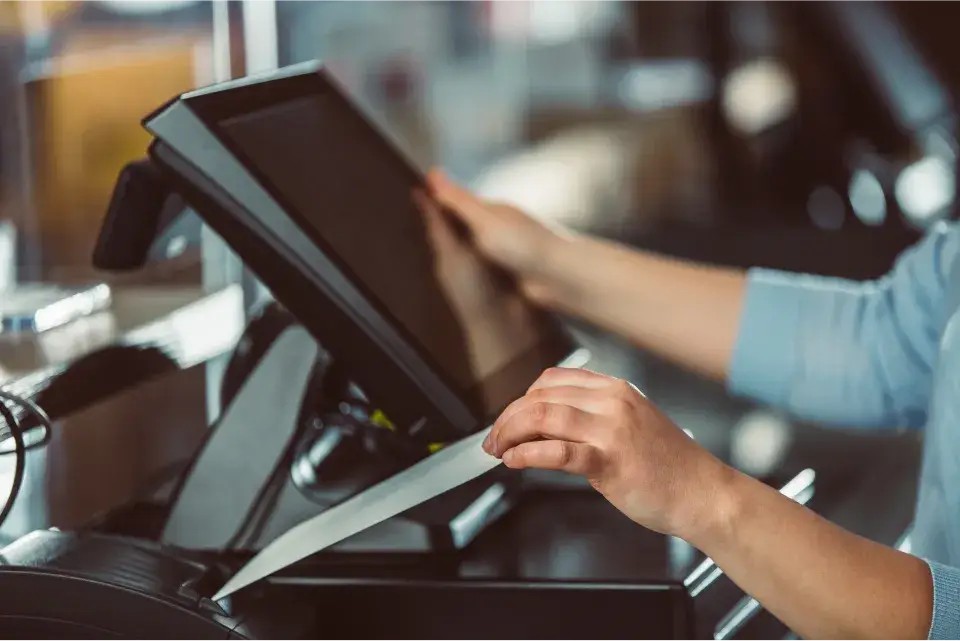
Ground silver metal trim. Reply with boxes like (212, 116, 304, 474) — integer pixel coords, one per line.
(715, 595, 762, 640)
(203, 0, 244, 424)
(184, 60, 322, 99)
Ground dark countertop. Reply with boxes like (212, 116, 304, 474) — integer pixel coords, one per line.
(260, 431, 918, 638)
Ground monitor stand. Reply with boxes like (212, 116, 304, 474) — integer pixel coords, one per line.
(160, 322, 518, 555)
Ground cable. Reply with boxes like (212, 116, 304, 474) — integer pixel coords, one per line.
(0, 389, 52, 455)
(0, 399, 25, 531)
(0, 388, 54, 530)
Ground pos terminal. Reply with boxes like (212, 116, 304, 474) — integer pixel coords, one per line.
(138, 59, 580, 442)
(0, 61, 696, 639)
(116, 59, 588, 561)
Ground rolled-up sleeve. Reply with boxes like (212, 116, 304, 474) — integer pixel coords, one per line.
(727, 222, 960, 429)
(927, 561, 960, 639)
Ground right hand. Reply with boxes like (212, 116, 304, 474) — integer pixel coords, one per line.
(425, 169, 567, 290)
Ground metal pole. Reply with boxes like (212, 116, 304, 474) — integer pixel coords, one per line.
(242, 0, 279, 74)
(201, 0, 281, 422)
(236, 0, 279, 312)
(203, 0, 243, 298)
(203, 0, 246, 423)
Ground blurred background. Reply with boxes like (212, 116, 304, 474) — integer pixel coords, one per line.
(2, 1, 955, 284)
(0, 1, 956, 621)
(8, 0, 953, 455)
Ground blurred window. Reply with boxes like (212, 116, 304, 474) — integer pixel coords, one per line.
(0, 0, 218, 285)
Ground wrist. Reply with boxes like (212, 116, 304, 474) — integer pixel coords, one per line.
(520, 231, 582, 310)
(676, 460, 747, 550)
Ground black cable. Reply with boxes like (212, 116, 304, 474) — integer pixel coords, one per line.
(0, 388, 54, 530)
(0, 399, 25, 530)
(0, 389, 52, 455)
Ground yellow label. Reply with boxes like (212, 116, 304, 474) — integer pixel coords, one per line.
(369, 410, 395, 431)
(369, 409, 444, 453)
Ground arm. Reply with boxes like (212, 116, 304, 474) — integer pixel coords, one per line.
(725, 224, 958, 428)
(485, 368, 960, 640)
(536, 226, 957, 429)
(428, 170, 958, 429)
(695, 467, 937, 639)
(534, 234, 746, 383)
(428, 169, 747, 382)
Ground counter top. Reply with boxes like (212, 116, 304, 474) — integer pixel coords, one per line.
(0, 284, 244, 419)
(257, 429, 920, 640)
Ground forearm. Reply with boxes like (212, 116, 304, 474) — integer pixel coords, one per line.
(687, 468, 933, 639)
(529, 234, 747, 382)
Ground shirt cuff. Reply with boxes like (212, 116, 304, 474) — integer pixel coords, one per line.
(726, 268, 805, 407)
(927, 559, 960, 639)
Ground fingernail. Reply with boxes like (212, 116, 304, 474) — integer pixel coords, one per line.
(482, 433, 491, 452)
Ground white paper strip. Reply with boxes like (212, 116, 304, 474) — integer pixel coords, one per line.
(213, 426, 500, 600)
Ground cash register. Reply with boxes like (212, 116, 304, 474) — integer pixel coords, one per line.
(0, 61, 695, 638)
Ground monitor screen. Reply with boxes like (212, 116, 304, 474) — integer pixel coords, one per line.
(213, 91, 570, 420)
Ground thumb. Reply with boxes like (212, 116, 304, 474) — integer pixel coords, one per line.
(426, 169, 491, 234)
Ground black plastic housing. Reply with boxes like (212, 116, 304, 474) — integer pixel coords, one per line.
(0, 530, 313, 638)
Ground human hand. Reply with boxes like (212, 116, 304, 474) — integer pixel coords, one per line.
(414, 188, 541, 381)
(483, 367, 734, 539)
(415, 189, 507, 317)
(424, 169, 568, 291)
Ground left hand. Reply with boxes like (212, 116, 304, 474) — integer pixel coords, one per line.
(415, 189, 507, 318)
(483, 367, 733, 538)
(415, 189, 542, 381)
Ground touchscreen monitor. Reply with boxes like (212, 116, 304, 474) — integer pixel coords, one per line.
(145, 62, 581, 436)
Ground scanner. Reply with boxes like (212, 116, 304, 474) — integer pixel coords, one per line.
(0, 61, 700, 639)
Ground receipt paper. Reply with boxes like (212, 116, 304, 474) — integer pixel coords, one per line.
(213, 426, 500, 600)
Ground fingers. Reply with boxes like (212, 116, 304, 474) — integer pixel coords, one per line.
(426, 168, 490, 232)
(501, 440, 599, 476)
(494, 385, 611, 431)
(527, 367, 619, 393)
(488, 399, 595, 457)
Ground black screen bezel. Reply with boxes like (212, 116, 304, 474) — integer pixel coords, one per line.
(181, 65, 575, 426)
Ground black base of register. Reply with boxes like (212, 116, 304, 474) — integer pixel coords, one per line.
(272, 576, 693, 639)
(92, 488, 696, 640)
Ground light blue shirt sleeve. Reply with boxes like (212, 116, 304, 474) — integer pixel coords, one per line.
(928, 561, 960, 639)
(727, 222, 960, 429)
